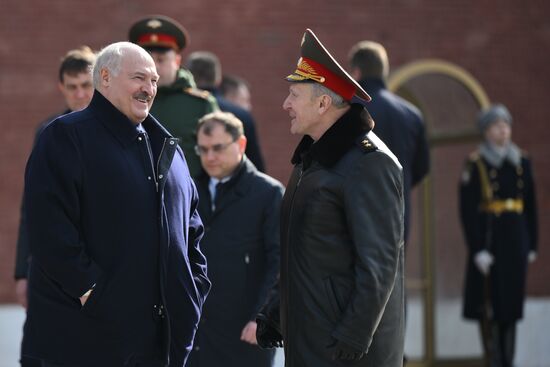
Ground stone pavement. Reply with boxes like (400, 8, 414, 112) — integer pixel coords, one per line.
(1, 298, 548, 367)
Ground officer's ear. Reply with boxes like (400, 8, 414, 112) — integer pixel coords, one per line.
(174, 53, 182, 68)
(317, 94, 332, 114)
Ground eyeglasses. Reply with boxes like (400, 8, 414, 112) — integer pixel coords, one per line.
(194, 140, 236, 156)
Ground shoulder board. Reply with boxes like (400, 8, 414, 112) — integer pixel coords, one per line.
(357, 135, 377, 153)
(468, 150, 480, 162)
(183, 88, 212, 100)
(520, 149, 530, 159)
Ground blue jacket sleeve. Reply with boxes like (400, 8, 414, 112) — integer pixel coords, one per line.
(188, 182, 211, 306)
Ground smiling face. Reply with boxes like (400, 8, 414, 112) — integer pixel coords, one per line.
(100, 47, 159, 124)
(282, 83, 324, 138)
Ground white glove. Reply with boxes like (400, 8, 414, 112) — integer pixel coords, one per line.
(528, 251, 537, 263)
(474, 250, 494, 275)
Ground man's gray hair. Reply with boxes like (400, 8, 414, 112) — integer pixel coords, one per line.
(93, 42, 146, 88)
(310, 82, 349, 109)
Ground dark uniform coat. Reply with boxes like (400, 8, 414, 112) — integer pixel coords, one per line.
(151, 68, 218, 177)
(188, 158, 283, 367)
(459, 146, 537, 322)
(22, 91, 210, 367)
(359, 78, 430, 240)
(278, 105, 405, 367)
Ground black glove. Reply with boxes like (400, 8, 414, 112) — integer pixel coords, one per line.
(256, 314, 283, 349)
(326, 337, 365, 361)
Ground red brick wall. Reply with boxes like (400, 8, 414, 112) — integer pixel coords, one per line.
(1, 0, 549, 301)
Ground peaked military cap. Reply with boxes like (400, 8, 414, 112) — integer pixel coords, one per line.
(129, 15, 189, 52)
(286, 29, 371, 103)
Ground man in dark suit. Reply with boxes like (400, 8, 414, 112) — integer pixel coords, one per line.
(348, 41, 430, 240)
(187, 111, 283, 367)
(21, 41, 210, 367)
(186, 51, 266, 172)
(14, 46, 96, 309)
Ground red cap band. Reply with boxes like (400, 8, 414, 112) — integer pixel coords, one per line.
(299, 57, 356, 101)
(137, 33, 179, 50)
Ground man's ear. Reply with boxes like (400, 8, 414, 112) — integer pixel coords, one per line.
(238, 135, 247, 154)
(350, 67, 361, 81)
(318, 94, 332, 114)
(175, 54, 182, 68)
(100, 68, 110, 87)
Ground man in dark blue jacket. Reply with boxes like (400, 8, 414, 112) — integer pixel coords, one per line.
(21, 41, 210, 367)
(349, 41, 430, 240)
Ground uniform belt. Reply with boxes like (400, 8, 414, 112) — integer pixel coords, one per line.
(480, 198, 523, 215)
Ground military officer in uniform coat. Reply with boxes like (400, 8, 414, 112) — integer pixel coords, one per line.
(187, 111, 283, 367)
(129, 15, 218, 177)
(257, 29, 405, 367)
(459, 104, 538, 367)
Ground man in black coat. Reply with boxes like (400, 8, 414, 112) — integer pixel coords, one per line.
(14, 46, 96, 308)
(187, 111, 283, 367)
(21, 42, 210, 367)
(186, 51, 266, 172)
(257, 29, 405, 367)
(459, 104, 538, 367)
(349, 41, 430, 241)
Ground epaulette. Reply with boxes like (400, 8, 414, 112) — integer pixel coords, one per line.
(520, 149, 530, 159)
(468, 150, 480, 162)
(357, 135, 377, 153)
(183, 87, 212, 100)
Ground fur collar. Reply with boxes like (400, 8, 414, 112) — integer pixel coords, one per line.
(479, 141, 522, 168)
(291, 104, 373, 168)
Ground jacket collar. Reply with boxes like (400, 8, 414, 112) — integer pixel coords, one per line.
(89, 90, 171, 148)
(198, 156, 255, 194)
(197, 157, 256, 218)
(291, 104, 372, 168)
(157, 68, 195, 94)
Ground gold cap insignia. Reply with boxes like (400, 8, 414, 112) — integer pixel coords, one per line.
(146, 19, 162, 29)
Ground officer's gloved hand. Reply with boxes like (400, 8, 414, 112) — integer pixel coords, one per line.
(326, 337, 365, 361)
(528, 251, 537, 263)
(256, 314, 283, 349)
(474, 250, 494, 275)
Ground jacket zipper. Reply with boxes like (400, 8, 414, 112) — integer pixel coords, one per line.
(144, 133, 159, 192)
(155, 138, 168, 192)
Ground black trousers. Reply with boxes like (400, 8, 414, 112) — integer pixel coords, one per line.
(479, 321, 516, 367)
(21, 356, 166, 367)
